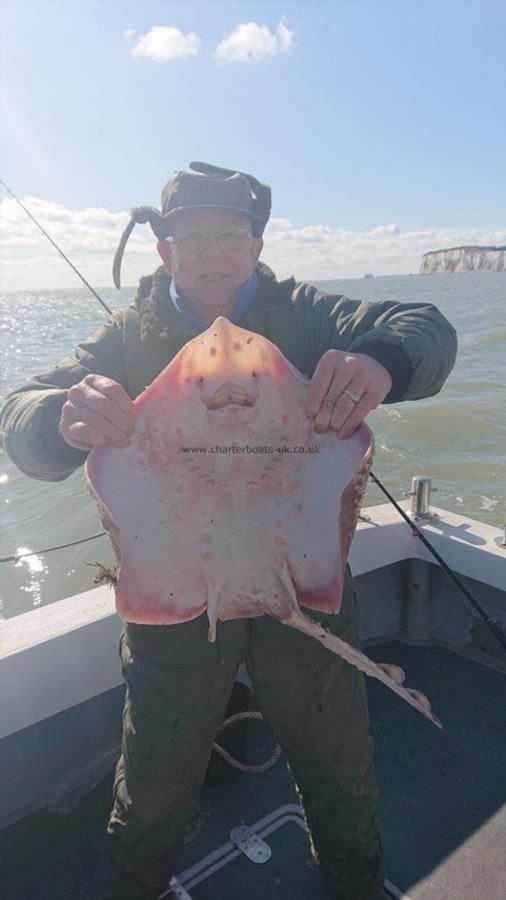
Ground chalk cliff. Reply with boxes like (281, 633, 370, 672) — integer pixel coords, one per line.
(420, 246, 505, 274)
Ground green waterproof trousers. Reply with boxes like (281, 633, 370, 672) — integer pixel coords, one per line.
(106, 573, 385, 900)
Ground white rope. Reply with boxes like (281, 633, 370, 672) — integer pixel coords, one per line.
(213, 710, 282, 774)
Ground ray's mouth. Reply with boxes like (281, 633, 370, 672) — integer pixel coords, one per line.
(206, 381, 256, 411)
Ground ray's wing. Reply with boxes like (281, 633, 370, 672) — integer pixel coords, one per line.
(85, 358, 211, 625)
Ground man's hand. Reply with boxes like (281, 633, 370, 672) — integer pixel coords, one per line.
(59, 374, 137, 450)
(305, 349, 392, 438)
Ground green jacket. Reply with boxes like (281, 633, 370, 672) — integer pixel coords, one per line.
(0, 264, 457, 482)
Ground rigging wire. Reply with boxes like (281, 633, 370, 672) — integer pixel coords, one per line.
(0, 532, 106, 564)
(0, 179, 112, 315)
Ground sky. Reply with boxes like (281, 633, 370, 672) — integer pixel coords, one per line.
(1, 0, 505, 290)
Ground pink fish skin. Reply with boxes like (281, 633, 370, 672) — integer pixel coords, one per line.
(85, 317, 441, 729)
(86, 316, 372, 627)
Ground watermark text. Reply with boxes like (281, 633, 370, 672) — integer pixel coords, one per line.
(180, 444, 321, 455)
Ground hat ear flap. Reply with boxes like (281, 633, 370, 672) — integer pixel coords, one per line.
(113, 218, 136, 289)
(113, 206, 171, 288)
(132, 206, 171, 239)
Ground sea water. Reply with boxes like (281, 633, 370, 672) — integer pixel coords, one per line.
(1, 272, 504, 618)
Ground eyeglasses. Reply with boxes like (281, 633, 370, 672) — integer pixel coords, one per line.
(167, 228, 253, 256)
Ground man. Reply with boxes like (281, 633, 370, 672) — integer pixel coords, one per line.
(0, 162, 457, 900)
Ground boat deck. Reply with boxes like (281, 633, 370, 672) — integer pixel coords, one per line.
(2, 641, 505, 900)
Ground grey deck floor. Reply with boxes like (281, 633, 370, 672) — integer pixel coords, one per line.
(2, 642, 505, 900)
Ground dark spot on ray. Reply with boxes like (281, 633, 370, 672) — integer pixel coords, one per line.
(233, 342, 241, 351)
(252, 371, 257, 377)
(246, 336, 253, 344)
(209, 347, 217, 356)
(198, 376, 204, 384)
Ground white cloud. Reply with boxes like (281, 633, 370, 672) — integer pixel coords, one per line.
(276, 20, 294, 53)
(1, 195, 505, 290)
(125, 26, 200, 64)
(261, 217, 506, 280)
(212, 19, 294, 65)
(368, 224, 400, 237)
(0, 196, 159, 291)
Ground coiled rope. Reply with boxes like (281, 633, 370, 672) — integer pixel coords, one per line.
(213, 710, 282, 774)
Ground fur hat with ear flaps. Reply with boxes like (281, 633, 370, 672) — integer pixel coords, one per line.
(112, 161, 272, 288)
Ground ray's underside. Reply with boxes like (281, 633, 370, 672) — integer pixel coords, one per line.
(85, 318, 441, 728)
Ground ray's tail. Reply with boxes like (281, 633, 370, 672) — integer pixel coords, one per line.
(286, 610, 442, 729)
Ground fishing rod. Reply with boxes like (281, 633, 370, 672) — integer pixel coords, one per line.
(0, 179, 112, 315)
(369, 471, 506, 653)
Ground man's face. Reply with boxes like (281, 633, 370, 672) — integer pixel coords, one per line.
(158, 208, 263, 323)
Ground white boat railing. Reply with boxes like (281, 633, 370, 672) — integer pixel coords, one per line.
(1, 501, 504, 742)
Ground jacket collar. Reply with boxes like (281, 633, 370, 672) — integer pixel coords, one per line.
(133, 262, 296, 341)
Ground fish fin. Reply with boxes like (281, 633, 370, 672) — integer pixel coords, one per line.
(283, 613, 442, 729)
(207, 585, 220, 643)
(377, 663, 406, 685)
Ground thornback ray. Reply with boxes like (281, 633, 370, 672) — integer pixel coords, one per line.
(85, 316, 441, 729)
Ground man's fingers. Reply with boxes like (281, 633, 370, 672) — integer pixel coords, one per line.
(335, 396, 372, 439)
(59, 420, 107, 451)
(67, 383, 135, 434)
(306, 350, 392, 428)
(326, 388, 364, 433)
(305, 351, 340, 417)
(313, 390, 356, 434)
(313, 396, 337, 433)
(312, 366, 366, 431)
(61, 402, 133, 449)
(81, 374, 137, 420)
